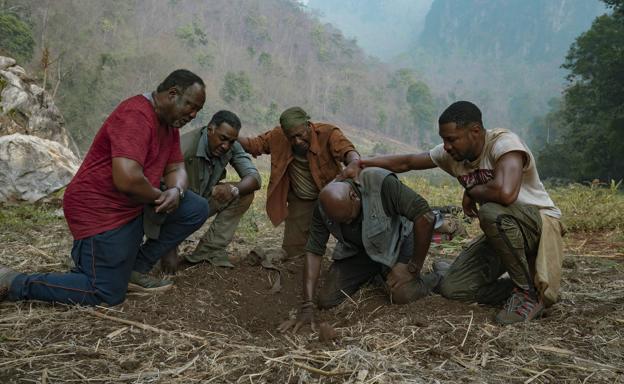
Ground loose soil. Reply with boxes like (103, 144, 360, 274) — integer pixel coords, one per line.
(1, 206, 623, 383)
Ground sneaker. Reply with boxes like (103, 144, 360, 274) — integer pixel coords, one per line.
(0, 266, 19, 301)
(495, 288, 544, 325)
(128, 271, 173, 292)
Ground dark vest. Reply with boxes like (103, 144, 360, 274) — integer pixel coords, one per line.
(320, 167, 413, 267)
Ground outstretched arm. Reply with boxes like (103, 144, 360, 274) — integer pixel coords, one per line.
(362, 152, 437, 173)
(238, 129, 273, 157)
(341, 152, 438, 179)
(277, 252, 322, 333)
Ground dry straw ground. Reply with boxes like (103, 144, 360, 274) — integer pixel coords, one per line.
(1, 178, 623, 383)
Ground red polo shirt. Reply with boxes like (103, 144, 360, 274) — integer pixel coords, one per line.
(63, 95, 183, 240)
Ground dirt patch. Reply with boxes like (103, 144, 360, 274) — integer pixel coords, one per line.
(1, 203, 624, 383)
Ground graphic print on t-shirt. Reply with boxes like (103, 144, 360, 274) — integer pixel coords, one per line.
(457, 169, 494, 189)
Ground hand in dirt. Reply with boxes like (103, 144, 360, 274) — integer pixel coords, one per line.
(160, 247, 179, 274)
(211, 184, 235, 204)
(337, 160, 362, 181)
(155, 188, 180, 214)
(386, 262, 415, 290)
(277, 301, 315, 333)
(462, 190, 479, 218)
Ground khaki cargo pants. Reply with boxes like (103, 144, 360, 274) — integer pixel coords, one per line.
(439, 202, 542, 305)
(281, 191, 317, 259)
(186, 193, 255, 263)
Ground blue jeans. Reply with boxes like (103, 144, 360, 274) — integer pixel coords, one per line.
(8, 191, 208, 306)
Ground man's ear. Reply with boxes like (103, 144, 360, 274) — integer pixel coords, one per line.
(167, 86, 180, 101)
(467, 122, 482, 136)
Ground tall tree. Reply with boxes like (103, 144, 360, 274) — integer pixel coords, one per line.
(538, 0, 624, 181)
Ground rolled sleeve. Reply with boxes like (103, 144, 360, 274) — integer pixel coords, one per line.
(229, 142, 261, 187)
(304, 203, 331, 256)
(328, 128, 357, 162)
(240, 129, 273, 157)
(381, 175, 431, 221)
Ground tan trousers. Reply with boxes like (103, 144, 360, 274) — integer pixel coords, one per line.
(186, 193, 254, 263)
(281, 191, 316, 259)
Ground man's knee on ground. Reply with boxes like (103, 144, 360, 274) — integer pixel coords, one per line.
(439, 277, 475, 302)
(95, 285, 128, 306)
(391, 279, 431, 305)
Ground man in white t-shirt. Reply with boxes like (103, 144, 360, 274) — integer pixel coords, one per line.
(343, 101, 565, 325)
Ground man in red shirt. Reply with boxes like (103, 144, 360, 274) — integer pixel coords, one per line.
(0, 69, 209, 306)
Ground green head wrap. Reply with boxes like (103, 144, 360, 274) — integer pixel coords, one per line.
(279, 107, 310, 133)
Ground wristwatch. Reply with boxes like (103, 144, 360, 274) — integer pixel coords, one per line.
(230, 185, 240, 197)
(175, 186, 185, 200)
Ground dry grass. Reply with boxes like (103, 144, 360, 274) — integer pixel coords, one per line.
(1, 181, 623, 383)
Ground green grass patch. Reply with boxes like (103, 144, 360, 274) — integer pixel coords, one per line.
(0, 204, 61, 233)
(403, 175, 624, 232)
(550, 181, 624, 232)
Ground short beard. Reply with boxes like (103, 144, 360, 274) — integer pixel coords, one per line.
(292, 144, 308, 157)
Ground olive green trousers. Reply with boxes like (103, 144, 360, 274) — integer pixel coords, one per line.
(439, 202, 542, 305)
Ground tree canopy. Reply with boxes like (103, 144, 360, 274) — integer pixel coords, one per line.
(538, 0, 623, 182)
(0, 11, 34, 62)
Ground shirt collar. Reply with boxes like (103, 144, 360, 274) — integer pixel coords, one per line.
(195, 126, 230, 166)
(308, 122, 321, 155)
(195, 127, 210, 159)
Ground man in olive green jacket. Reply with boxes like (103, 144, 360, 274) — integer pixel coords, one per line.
(161, 110, 261, 271)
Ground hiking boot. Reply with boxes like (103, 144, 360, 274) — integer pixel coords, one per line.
(208, 257, 235, 268)
(0, 266, 19, 301)
(495, 287, 544, 325)
(128, 271, 173, 292)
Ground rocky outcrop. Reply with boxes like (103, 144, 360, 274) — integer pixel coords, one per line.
(0, 55, 80, 203)
(0, 133, 79, 202)
(0, 55, 79, 155)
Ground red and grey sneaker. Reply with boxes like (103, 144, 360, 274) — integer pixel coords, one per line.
(495, 287, 544, 325)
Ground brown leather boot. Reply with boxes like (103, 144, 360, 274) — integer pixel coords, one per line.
(160, 247, 179, 274)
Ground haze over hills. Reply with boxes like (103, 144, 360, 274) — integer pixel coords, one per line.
(1, 0, 610, 159)
(307, 0, 606, 143)
(307, 0, 433, 59)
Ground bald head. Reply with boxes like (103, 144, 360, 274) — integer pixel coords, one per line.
(319, 181, 361, 224)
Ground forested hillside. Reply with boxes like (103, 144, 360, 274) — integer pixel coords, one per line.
(410, 0, 605, 141)
(0, 0, 436, 151)
(535, 0, 624, 181)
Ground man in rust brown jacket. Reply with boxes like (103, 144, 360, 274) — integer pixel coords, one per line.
(239, 107, 360, 259)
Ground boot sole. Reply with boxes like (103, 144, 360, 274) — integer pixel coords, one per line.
(127, 282, 173, 293)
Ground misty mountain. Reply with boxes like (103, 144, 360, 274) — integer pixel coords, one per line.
(307, 0, 606, 141)
(420, 0, 604, 62)
(307, 0, 433, 59)
(411, 0, 606, 136)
